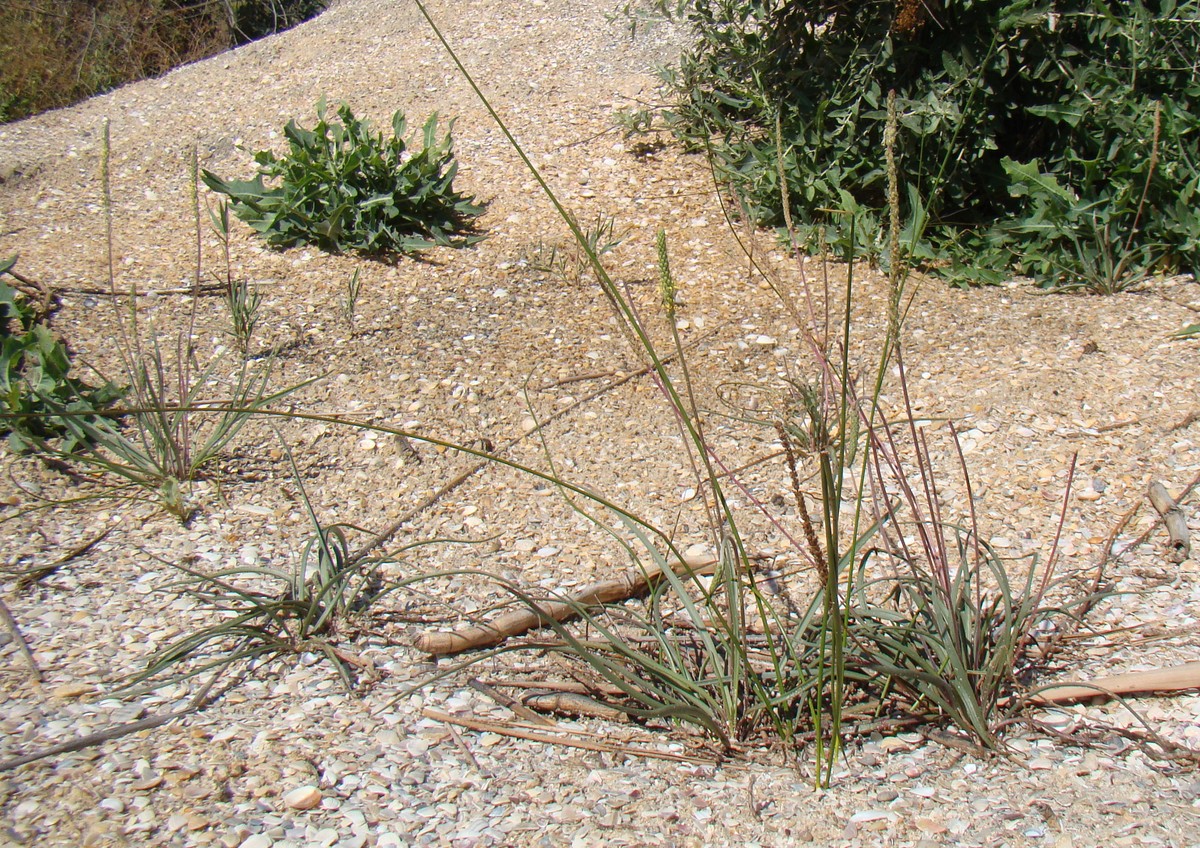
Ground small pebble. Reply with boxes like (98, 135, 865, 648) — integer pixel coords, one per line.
(405, 738, 430, 757)
(311, 827, 339, 847)
(283, 785, 322, 811)
(52, 682, 94, 699)
(130, 772, 163, 792)
(187, 814, 210, 831)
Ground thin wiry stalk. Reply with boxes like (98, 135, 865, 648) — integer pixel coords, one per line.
(397, 3, 1102, 766)
(413, 0, 779, 746)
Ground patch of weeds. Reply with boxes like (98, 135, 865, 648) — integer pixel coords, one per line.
(202, 100, 485, 256)
(223, 275, 263, 358)
(42, 126, 314, 520)
(0, 0, 328, 123)
(523, 213, 628, 285)
(59, 336, 304, 520)
(613, 105, 675, 158)
(340, 268, 362, 333)
(209, 199, 264, 356)
(0, 255, 122, 453)
(406, 14, 1101, 778)
(984, 150, 1166, 293)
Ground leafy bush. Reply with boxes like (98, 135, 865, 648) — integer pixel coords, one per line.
(202, 101, 485, 256)
(663, 0, 1200, 288)
(0, 257, 122, 453)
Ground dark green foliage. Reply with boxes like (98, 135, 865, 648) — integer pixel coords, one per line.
(202, 101, 485, 256)
(666, 0, 1200, 288)
(226, 0, 328, 42)
(0, 257, 122, 452)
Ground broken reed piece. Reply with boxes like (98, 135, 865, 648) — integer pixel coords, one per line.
(521, 691, 631, 722)
(413, 553, 719, 656)
(1029, 661, 1200, 706)
(1147, 481, 1191, 564)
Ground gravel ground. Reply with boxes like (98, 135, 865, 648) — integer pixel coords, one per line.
(2, 1, 1200, 846)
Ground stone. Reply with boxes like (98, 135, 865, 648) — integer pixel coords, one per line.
(283, 785, 322, 811)
(52, 682, 94, 699)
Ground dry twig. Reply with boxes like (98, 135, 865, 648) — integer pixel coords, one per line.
(0, 597, 42, 683)
(1148, 481, 1192, 562)
(468, 678, 556, 726)
(0, 670, 222, 772)
(1029, 662, 1200, 706)
(413, 554, 718, 655)
(521, 691, 631, 722)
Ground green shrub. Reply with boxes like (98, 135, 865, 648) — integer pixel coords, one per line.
(663, 0, 1200, 288)
(202, 101, 485, 256)
(0, 257, 122, 452)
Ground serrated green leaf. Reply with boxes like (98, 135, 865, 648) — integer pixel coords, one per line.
(1001, 157, 1077, 204)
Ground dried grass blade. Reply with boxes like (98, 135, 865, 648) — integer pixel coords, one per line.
(421, 708, 721, 765)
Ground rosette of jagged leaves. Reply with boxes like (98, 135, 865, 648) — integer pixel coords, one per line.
(203, 100, 483, 256)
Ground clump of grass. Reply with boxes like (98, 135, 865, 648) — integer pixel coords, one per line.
(49, 2, 1102, 774)
(127, 442, 399, 694)
(340, 268, 362, 333)
(43, 124, 311, 520)
(409, 1, 1098, 779)
(209, 199, 264, 357)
